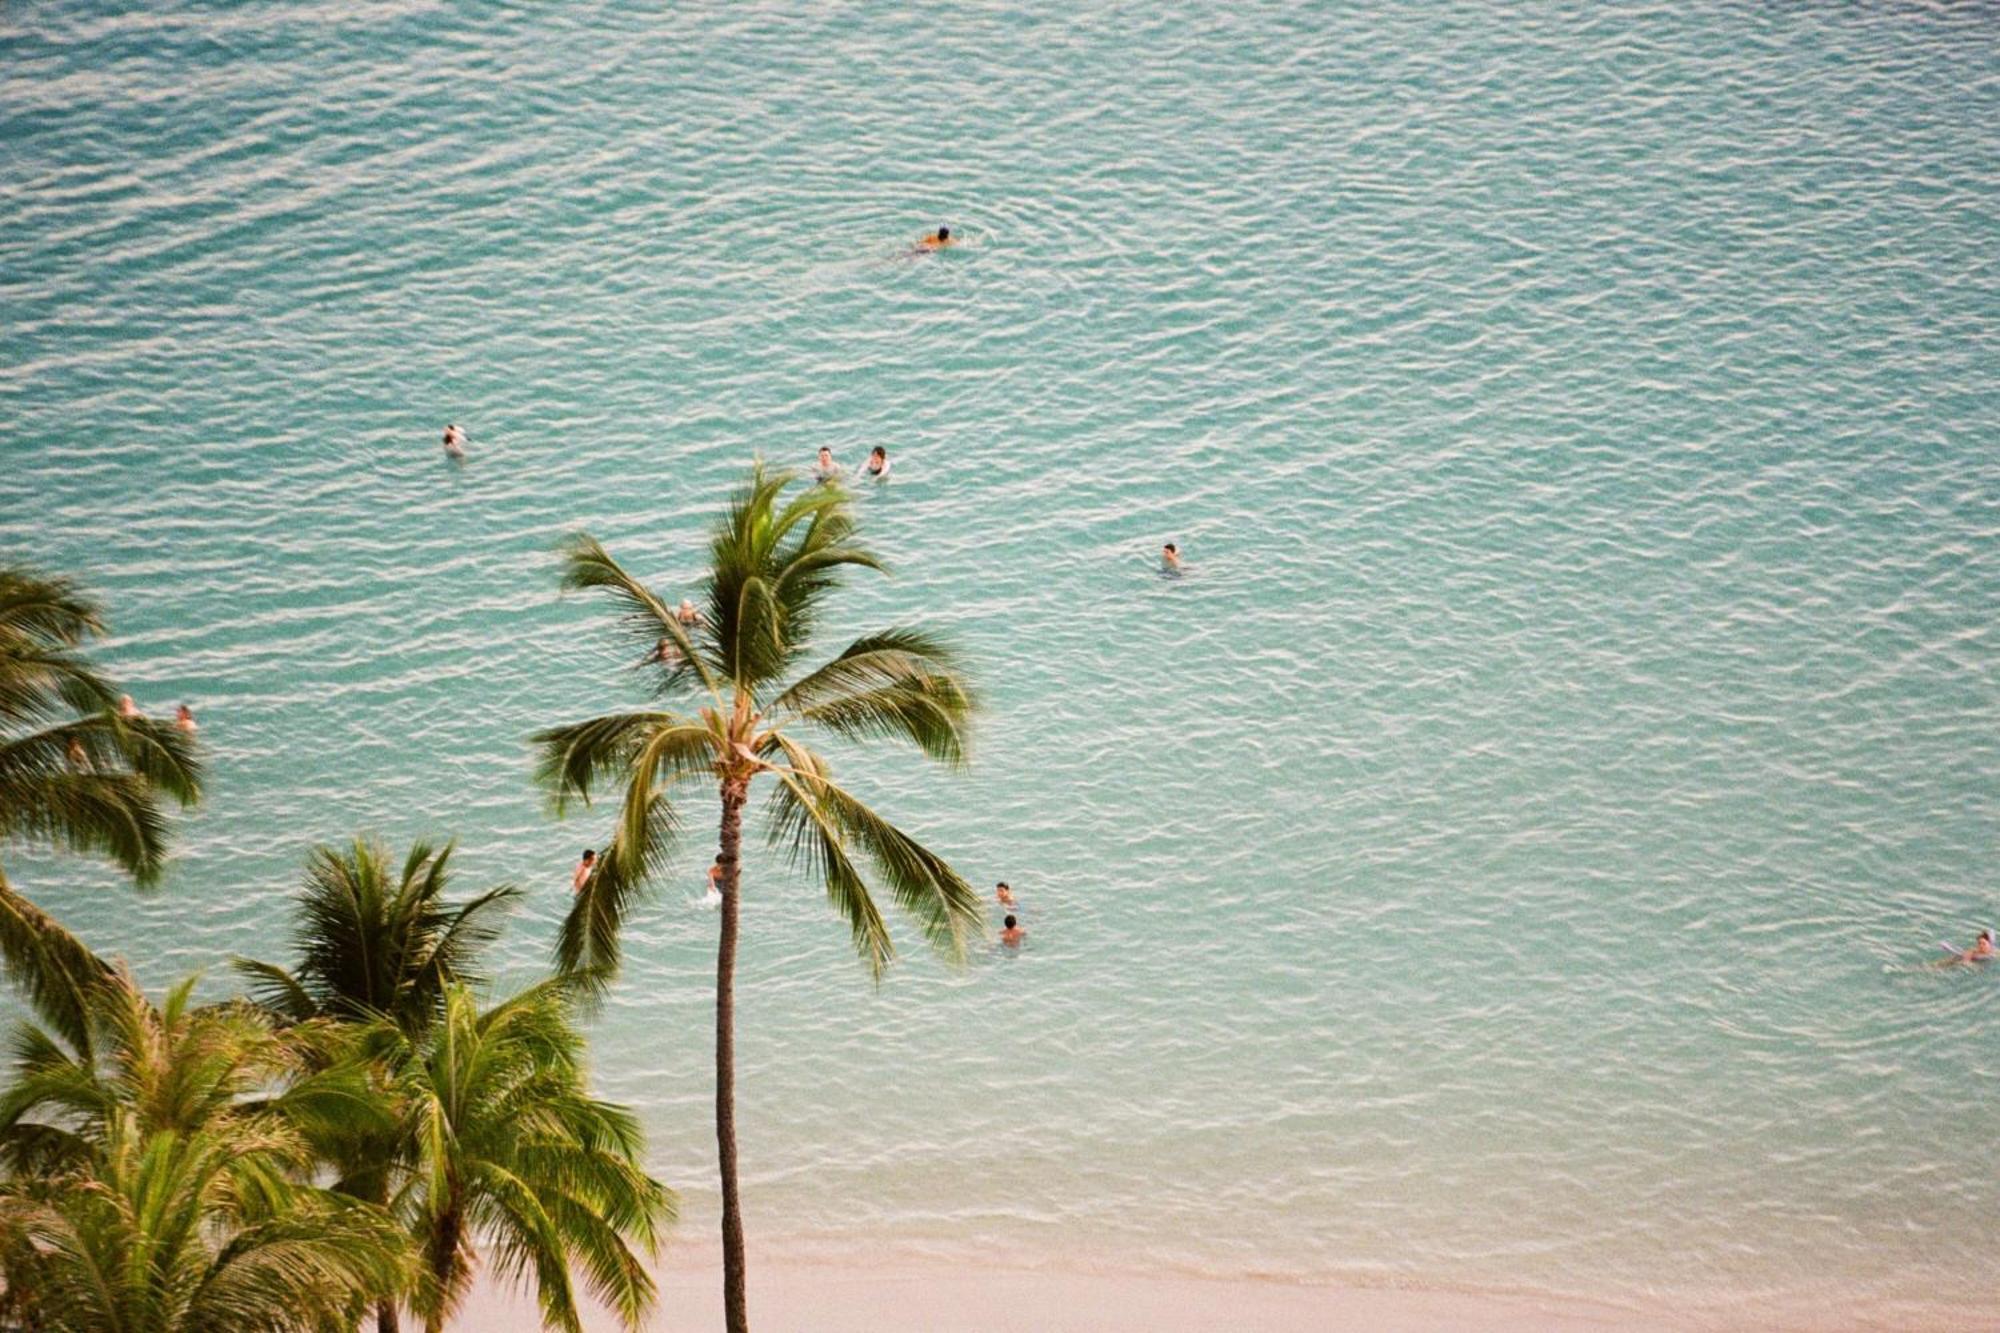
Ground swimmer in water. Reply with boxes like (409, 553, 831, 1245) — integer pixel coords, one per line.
(704, 858, 725, 906)
(174, 704, 197, 734)
(1161, 542, 1183, 575)
(916, 226, 954, 251)
(1943, 930, 1995, 965)
(442, 424, 466, 459)
(995, 882, 1016, 908)
(572, 849, 596, 894)
(118, 694, 141, 720)
(999, 914, 1025, 947)
(652, 637, 680, 666)
(865, 446, 891, 480)
(677, 598, 702, 628)
(813, 447, 841, 485)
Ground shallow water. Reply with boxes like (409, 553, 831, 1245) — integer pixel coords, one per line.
(4, 1, 1999, 1324)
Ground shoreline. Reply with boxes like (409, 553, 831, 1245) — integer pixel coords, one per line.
(450, 1243, 1799, 1333)
(456, 1242, 2000, 1332)
(460, 1258, 1663, 1332)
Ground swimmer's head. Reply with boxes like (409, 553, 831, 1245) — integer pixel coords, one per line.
(1004, 915, 1017, 929)
(1164, 543, 1178, 554)
(1982, 931, 1992, 944)
(938, 227, 950, 241)
(997, 882, 1009, 890)
(870, 446, 886, 461)
(581, 849, 595, 862)
(818, 447, 833, 462)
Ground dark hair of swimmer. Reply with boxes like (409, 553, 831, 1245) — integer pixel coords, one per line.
(938, 227, 949, 241)
(582, 849, 595, 860)
(1164, 543, 1178, 554)
(997, 881, 1009, 890)
(1984, 931, 1993, 943)
(871, 446, 887, 459)
(1004, 915, 1017, 929)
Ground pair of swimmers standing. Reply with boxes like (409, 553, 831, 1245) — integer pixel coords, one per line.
(814, 446, 891, 484)
(114, 694, 196, 733)
(995, 881, 1025, 947)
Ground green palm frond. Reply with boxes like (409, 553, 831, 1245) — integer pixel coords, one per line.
(416, 882, 520, 998)
(532, 711, 704, 812)
(229, 958, 318, 1023)
(397, 983, 671, 1333)
(105, 712, 202, 808)
(557, 534, 721, 700)
(0, 567, 118, 730)
(762, 752, 895, 977)
(0, 875, 113, 1057)
(772, 628, 975, 765)
(705, 464, 885, 689)
(0, 567, 105, 648)
(760, 736, 980, 964)
(0, 566, 204, 1037)
(239, 838, 517, 1035)
(542, 719, 715, 979)
(0, 770, 174, 885)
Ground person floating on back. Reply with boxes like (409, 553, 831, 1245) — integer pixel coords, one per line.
(866, 446, 891, 480)
(916, 226, 954, 251)
(999, 914, 1025, 947)
(572, 849, 596, 894)
(442, 423, 466, 459)
(1161, 542, 1183, 575)
(1941, 930, 1995, 965)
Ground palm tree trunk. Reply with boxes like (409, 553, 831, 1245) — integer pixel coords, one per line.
(375, 1300, 399, 1333)
(423, 1201, 462, 1333)
(716, 780, 749, 1333)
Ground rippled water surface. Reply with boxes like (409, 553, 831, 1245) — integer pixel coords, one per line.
(5, 2, 2000, 1325)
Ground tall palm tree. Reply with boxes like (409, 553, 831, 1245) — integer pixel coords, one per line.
(533, 464, 982, 1332)
(233, 836, 522, 1333)
(0, 970, 411, 1331)
(385, 980, 672, 1333)
(233, 837, 519, 1035)
(0, 563, 201, 1054)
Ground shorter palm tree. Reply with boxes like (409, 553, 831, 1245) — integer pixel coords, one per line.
(386, 981, 672, 1333)
(0, 970, 410, 1331)
(233, 837, 518, 1034)
(234, 838, 664, 1333)
(0, 1122, 411, 1333)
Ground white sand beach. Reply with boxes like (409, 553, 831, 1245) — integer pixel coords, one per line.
(457, 1247, 1678, 1332)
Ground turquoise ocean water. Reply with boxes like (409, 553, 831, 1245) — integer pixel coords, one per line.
(5, 2, 1999, 1325)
